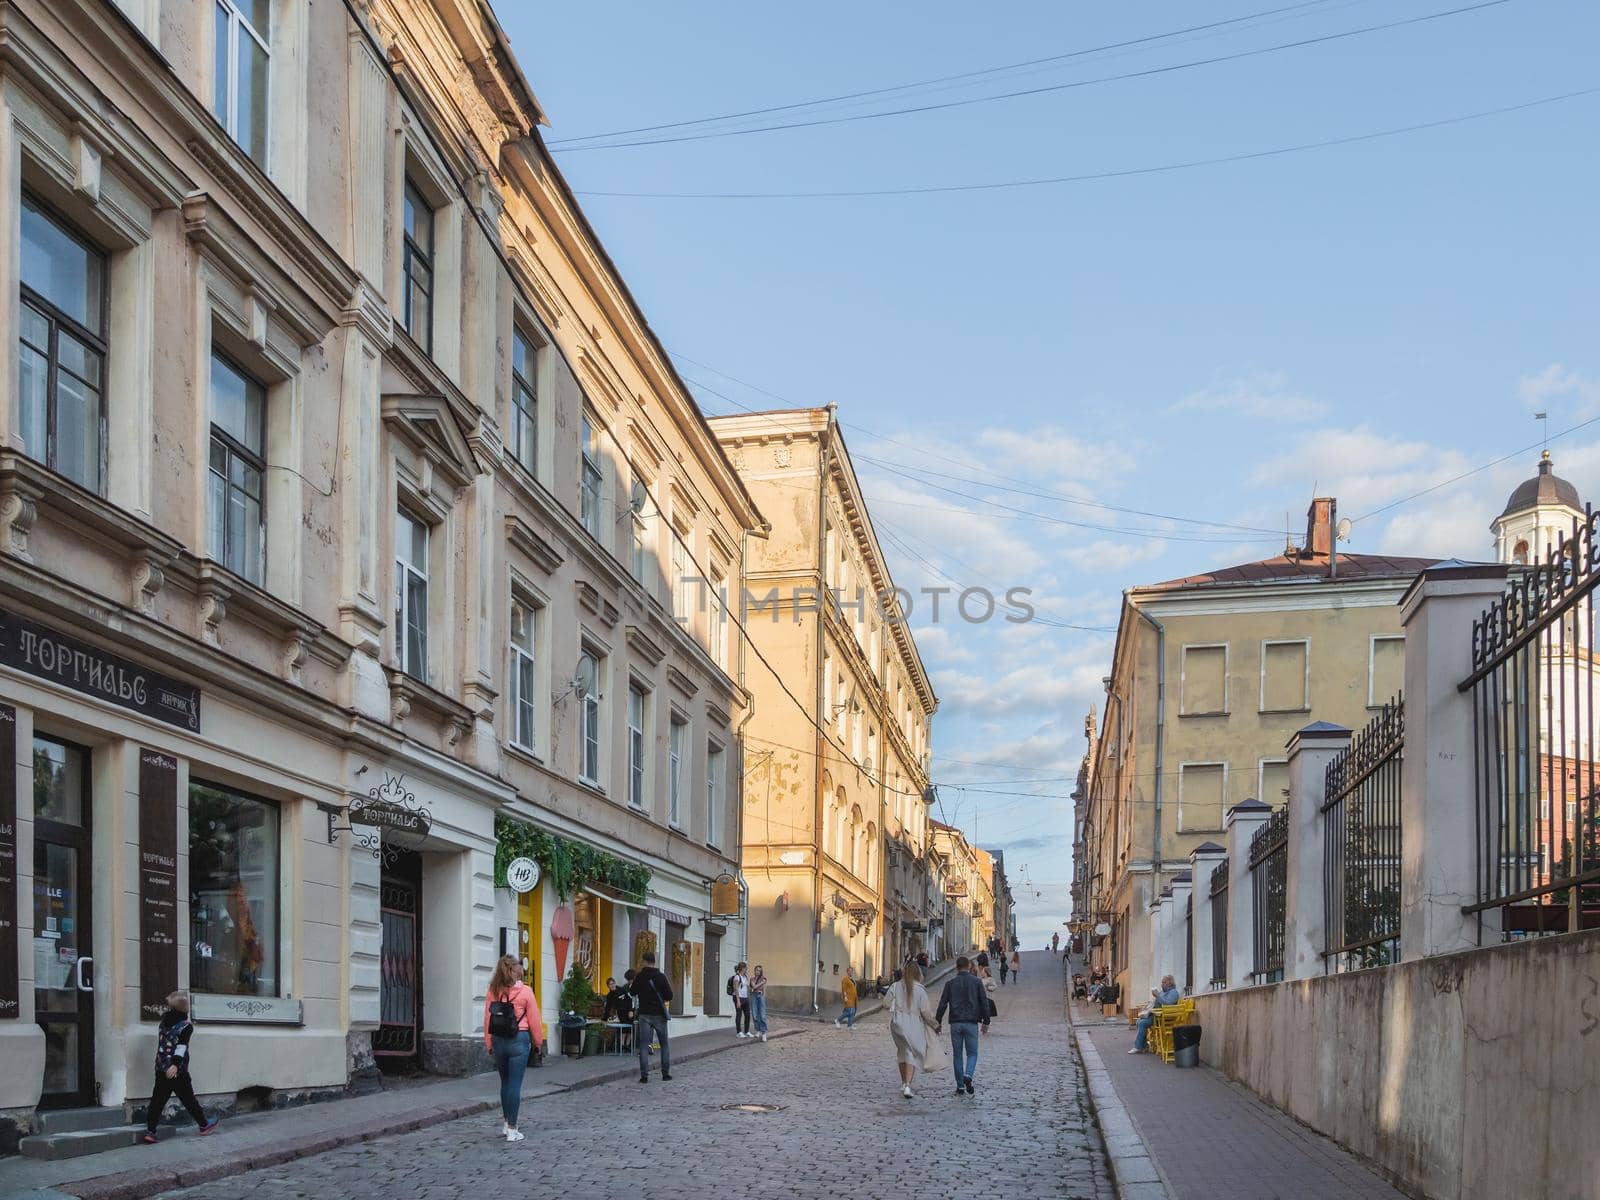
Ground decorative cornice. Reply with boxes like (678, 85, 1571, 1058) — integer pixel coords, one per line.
(505, 514, 563, 575)
(576, 579, 619, 629)
(625, 623, 666, 667)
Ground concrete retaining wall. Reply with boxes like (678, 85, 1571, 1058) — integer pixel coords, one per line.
(1191, 929, 1600, 1200)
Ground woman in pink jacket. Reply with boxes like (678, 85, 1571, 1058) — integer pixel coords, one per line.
(483, 955, 544, 1142)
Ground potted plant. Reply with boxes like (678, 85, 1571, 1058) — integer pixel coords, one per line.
(558, 964, 596, 1056)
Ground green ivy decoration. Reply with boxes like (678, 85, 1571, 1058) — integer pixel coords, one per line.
(494, 814, 651, 902)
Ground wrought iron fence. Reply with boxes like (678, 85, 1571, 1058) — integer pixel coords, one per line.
(1463, 508, 1600, 938)
(1209, 858, 1229, 987)
(1250, 806, 1288, 982)
(1323, 697, 1404, 970)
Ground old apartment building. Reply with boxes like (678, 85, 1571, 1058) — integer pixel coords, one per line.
(0, 0, 759, 1138)
(1073, 499, 1435, 1001)
(709, 409, 937, 1011)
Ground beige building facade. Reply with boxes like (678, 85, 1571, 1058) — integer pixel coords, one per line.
(710, 409, 936, 1012)
(1074, 500, 1434, 1003)
(0, 0, 758, 1142)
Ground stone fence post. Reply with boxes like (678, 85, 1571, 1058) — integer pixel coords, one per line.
(1188, 841, 1226, 990)
(1169, 872, 1194, 992)
(1399, 563, 1509, 961)
(1285, 722, 1352, 981)
(1225, 798, 1271, 987)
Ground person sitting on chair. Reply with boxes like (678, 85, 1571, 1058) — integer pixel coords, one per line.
(1130, 975, 1180, 1054)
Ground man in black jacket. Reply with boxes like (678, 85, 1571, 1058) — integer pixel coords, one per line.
(934, 956, 990, 1096)
(629, 951, 674, 1083)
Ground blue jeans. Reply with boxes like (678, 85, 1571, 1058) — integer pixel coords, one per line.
(491, 1031, 530, 1126)
(751, 994, 768, 1033)
(1134, 1011, 1156, 1050)
(949, 1022, 980, 1085)
(839, 1005, 857, 1028)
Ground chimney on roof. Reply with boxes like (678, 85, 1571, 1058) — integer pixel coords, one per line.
(1305, 497, 1335, 559)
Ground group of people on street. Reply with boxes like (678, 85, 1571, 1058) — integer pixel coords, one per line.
(727, 962, 769, 1041)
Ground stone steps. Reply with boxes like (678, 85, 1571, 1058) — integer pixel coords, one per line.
(18, 1109, 175, 1160)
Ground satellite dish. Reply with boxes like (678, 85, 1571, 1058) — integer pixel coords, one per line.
(629, 479, 649, 515)
(574, 655, 598, 697)
(1336, 517, 1352, 543)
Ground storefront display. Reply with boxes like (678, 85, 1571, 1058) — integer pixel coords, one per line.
(188, 781, 279, 998)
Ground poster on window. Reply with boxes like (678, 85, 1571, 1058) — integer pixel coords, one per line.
(138, 748, 179, 1019)
(0, 704, 16, 1019)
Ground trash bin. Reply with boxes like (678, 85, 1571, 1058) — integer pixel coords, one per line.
(1173, 1024, 1202, 1068)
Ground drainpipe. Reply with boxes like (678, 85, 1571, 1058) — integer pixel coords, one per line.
(1135, 606, 1167, 901)
(811, 413, 833, 1015)
(734, 519, 769, 979)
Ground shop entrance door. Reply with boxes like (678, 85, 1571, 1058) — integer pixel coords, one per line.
(666, 922, 687, 1016)
(33, 736, 94, 1109)
(376, 849, 422, 1065)
(702, 928, 722, 1017)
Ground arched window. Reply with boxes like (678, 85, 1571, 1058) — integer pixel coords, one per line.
(1514, 539, 1529, 565)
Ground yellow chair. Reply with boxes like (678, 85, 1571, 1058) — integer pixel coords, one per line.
(1149, 1000, 1197, 1063)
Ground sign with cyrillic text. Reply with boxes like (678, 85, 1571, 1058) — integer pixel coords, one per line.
(0, 703, 17, 1019)
(138, 749, 179, 1019)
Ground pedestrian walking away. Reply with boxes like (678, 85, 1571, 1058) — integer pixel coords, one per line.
(1009, 950, 1021, 983)
(1131, 975, 1181, 1054)
(886, 960, 943, 1099)
(1051, 931, 1060, 957)
(973, 954, 997, 1031)
(630, 950, 674, 1081)
(141, 991, 220, 1143)
(750, 964, 769, 1041)
(729, 961, 752, 1037)
(998, 954, 1009, 986)
(483, 954, 543, 1141)
(834, 967, 859, 1029)
(934, 955, 990, 1095)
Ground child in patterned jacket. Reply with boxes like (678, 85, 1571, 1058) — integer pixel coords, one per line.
(141, 991, 220, 1144)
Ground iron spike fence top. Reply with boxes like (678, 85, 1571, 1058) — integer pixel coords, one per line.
(1249, 804, 1290, 869)
(1323, 695, 1404, 811)
(1210, 858, 1230, 897)
(1464, 504, 1598, 688)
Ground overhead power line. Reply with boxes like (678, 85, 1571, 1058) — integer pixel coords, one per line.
(555, 0, 1517, 153)
(546, 0, 1347, 147)
(578, 84, 1600, 199)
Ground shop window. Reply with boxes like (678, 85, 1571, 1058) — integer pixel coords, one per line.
(395, 507, 429, 680)
(509, 599, 538, 751)
(579, 648, 603, 787)
(628, 683, 648, 810)
(706, 742, 724, 848)
(401, 177, 434, 354)
(668, 714, 686, 827)
(213, 0, 270, 164)
(510, 324, 538, 474)
(208, 351, 267, 584)
(580, 413, 603, 540)
(189, 780, 280, 997)
(18, 194, 106, 493)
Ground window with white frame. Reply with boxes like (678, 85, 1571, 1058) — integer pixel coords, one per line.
(401, 178, 434, 353)
(508, 599, 538, 752)
(18, 195, 107, 493)
(1179, 644, 1228, 716)
(668, 715, 686, 827)
(709, 567, 729, 668)
(1260, 639, 1310, 713)
(628, 683, 648, 810)
(706, 742, 724, 847)
(208, 350, 267, 584)
(212, 0, 270, 164)
(578, 648, 603, 786)
(671, 525, 691, 620)
(394, 508, 429, 679)
(1177, 762, 1226, 832)
(1369, 635, 1405, 707)
(1258, 758, 1290, 808)
(580, 413, 603, 539)
(510, 325, 538, 473)
(629, 466, 649, 585)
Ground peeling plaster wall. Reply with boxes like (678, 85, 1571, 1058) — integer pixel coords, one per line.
(1192, 929, 1600, 1200)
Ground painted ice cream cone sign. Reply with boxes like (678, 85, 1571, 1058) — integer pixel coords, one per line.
(551, 902, 574, 980)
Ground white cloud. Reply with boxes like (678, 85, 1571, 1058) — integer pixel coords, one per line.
(1170, 370, 1327, 422)
(1518, 363, 1600, 415)
(973, 427, 1134, 484)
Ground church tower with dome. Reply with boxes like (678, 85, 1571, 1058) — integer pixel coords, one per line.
(1492, 450, 1586, 565)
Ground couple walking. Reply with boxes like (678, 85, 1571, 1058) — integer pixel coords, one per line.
(886, 955, 991, 1099)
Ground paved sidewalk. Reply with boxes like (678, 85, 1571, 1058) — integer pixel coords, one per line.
(0, 1020, 795, 1200)
(1075, 1014, 1406, 1200)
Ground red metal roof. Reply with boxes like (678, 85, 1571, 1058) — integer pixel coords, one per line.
(1139, 550, 1438, 592)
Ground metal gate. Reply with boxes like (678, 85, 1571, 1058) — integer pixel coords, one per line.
(1323, 697, 1403, 969)
(376, 852, 422, 1060)
(1249, 807, 1288, 983)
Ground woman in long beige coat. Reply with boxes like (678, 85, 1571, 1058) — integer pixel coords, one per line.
(887, 961, 941, 1099)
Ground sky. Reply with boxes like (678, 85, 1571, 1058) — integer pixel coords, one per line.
(499, 0, 1600, 949)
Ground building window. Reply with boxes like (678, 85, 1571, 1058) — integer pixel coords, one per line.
(580, 414, 603, 539)
(509, 600, 538, 751)
(1259, 640, 1309, 713)
(1369, 635, 1405, 707)
(629, 467, 649, 585)
(668, 715, 686, 827)
(706, 743, 724, 848)
(579, 649, 602, 786)
(710, 568, 729, 668)
(628, 684, 647, 810)
(510, 326, 537, 473)
(1258, 758, 1290, 807)
(207, 352, 266, 584)
(1179, 644, 1228, 716)
(395, 508, 429, 680)
(189, 780, 279, 997)
(1177, 762, 1226, 832)
(212, 0, 269, 164)
(671, 527, 691, 620)
(18, 195, 106, 493)
(401, 178, 434, 353)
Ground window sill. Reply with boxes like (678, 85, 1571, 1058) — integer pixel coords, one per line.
(1178, 710, 1229, 719)
(504, 741, 544, 769)
(190, 993, 303, 1025)
(578, 778, 606, 796)
(1258, 707, 1311, 716)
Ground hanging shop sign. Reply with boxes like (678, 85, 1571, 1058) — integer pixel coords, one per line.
(138, 748, 179, 1019)
(505, 856, 541, 894)
(334, 774, 434, 867)
(709, 872, 741, 918)
(348, 798, 431, 836)
(0, 609, 200, 731)
(0, 704, 17, 1020)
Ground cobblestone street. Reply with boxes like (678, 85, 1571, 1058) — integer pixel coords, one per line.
(157, 953, 1110, 1200)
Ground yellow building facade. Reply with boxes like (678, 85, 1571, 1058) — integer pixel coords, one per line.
(709, 409, 936, 1012)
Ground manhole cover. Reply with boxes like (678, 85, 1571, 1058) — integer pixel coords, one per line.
(720, 1103, 784, 1114)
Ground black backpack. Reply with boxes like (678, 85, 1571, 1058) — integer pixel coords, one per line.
(725, 974, 737, 997)
(488, 995, 519, 1038)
